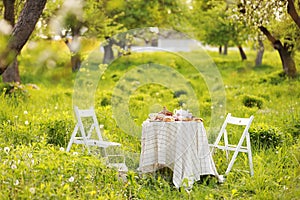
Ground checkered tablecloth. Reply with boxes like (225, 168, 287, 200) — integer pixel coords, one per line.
(139, 121, 220, 188)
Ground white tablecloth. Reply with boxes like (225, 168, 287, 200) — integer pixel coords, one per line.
(139, 121, 220, 188)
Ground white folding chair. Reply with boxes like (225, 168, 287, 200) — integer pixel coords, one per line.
(210, 113, 254, 176)
(66, 106, 127, 172)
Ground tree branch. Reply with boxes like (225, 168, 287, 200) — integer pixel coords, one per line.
(258, 26, 276, 43)
(259, 26, 283, 50)
(287, 0, 300, 29)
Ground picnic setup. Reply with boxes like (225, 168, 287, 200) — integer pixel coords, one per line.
(66, 105, 254, 189)
(1, 1, 300, 198)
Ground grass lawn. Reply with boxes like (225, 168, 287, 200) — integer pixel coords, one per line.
(0, 40, 299, 199)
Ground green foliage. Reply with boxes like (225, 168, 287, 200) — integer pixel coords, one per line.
(249, 124, 285, 150)
(0, 83, 29, 104)
(286, 119, 300, 139)
(0, 83, 29, 100)
(242, 95, 263, 109)
(41, 119, 73, 147)
(0, 47, 299, 199)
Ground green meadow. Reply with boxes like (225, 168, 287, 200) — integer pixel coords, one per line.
(0, 40, 299, 199)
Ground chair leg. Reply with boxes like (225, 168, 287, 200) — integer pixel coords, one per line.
(246, 133, 254, 176)
(225, 133, 247, 175)
(224, 130, 229, 161)
(66, 124, 79, 152)
(225, 151, 238, 175)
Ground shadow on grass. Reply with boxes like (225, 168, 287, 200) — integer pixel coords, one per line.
(253, 64, 275, 72)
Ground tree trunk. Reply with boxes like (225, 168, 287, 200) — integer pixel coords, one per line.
(255, 37, 264, 66)
(259, 26, 297, 78)
(2, 60, 20, 82)
(287, 0, 300, 29)
(3, 0, 15, 26)
(237, 45, 247, 60)
(0, 0, 47, 75)
(65, 37, 82, 72)
(151, 38, 158, 46)
(103, 37, 114, 64)
(71, 53, 81, 72)
(2, 0, 20, 83)
(223, 43, 228, 55)
(219, 46, 222, 54)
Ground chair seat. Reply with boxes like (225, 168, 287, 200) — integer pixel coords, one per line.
(66, 106, 122, 152)
(108, 163, 128, 172)
(73, 138, 121, 148)
(212, 144, 249, 153)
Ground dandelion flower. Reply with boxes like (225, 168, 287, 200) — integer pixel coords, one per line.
(29, 187, 35, 194)
(3, 147, 10, 154)
(4, 147, 10, 154)
(14, 179, 19, 186)
(68, 176, 74, 182)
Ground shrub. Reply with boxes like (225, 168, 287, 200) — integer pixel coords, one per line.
(101, 97, 111, 106)
(285, 119, 300, 139)
(242, 95, 263, 109)
(173, 90, 187, 98)
(249, 124, 285, 149)
(0, 83, 29, 106)
(41, 119, 73, 147)
(269, 71, 286, 85)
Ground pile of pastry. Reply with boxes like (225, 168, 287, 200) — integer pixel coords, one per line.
(148, 106, 203, 122)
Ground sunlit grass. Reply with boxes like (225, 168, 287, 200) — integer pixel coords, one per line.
(0, 41, 299, 198)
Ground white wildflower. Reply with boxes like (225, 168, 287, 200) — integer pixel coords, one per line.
(29, 187, 35, 194)
(31, 159, 35, 165)
(24, 110, 28, 115)
(68, 176, 74, 182)
(72, 152, 78, 156)
(59, 147, 65, 151)
(14, 179, 19, 186)
(4, 147, 10, 154)
(25, 120, 29, 125)
(28, 153, 33, 158)
(11, 164, 17, 169)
